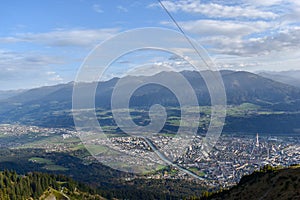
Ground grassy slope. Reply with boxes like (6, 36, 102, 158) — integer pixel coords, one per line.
(208, 166, 300, 200)
(40, 187, 106, 200)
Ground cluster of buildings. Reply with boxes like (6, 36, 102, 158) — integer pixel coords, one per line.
(0, 124, 74, 150)
(0, 124, 72, 136)
(91, 132, 300, 188)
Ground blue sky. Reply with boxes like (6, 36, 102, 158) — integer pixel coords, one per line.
(1, 0, 300, 90)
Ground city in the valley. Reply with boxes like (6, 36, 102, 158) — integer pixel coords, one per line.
(1, 124, 299, 189)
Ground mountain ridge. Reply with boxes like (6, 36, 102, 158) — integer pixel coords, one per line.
(1, 70, 300, 133)
(258, 70, 300, 88)
(2, 70, 300, 106)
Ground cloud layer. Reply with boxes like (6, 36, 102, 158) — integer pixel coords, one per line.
(150, 0, 278, 19)
(152, 0, 300, 71)
(0, 28, 119, 47)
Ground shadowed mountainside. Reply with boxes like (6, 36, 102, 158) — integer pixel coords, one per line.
(206, 165, 300, 200)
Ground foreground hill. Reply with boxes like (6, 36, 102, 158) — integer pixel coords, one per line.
(0, 148, 206, 199)
(207, 165, 300, 200)
(0, 170, 106, 200)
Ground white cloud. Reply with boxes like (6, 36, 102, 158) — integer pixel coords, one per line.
(243, 0, 285, 6)
(156, 0, 300, 70)
(0, 50, 64, 68)
(0, 28, 119, 47)
(117, 5, 128, 12)
(199, 25, 300, 57)
(0, 27, 120, 89)
(92, 4, 103, 13)
(166, 19, 273, 38)
(46, 71, 63, 82)
(161, 19, 277, 56)
(0, 49, 70, 89)
(215, 48, 300, 72)
(46, 71, 56, 75)
(150, 0, 278, 19)
(152, 0, 300, 57)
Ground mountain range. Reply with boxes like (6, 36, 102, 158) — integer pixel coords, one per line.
(1, 70, 300, 133)
(0, 89, 26, 101)
(258, 70, 300, 88)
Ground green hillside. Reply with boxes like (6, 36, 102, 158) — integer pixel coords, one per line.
(0, 170, 105, 200)
(204, 165, 300, 200)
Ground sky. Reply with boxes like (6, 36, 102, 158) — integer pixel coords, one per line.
(1, 0, 300, 90)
